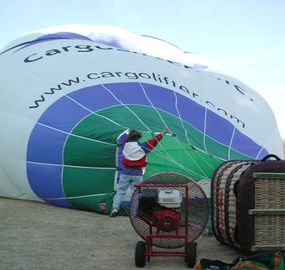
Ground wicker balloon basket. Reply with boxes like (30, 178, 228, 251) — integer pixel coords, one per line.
(211, 154, 285, 254)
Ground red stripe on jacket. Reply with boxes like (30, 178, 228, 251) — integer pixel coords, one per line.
(122, 133, 163, 168)
(146, 133, 163, 151)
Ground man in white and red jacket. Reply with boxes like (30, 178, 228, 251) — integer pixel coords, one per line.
(110, 128, 169, 217)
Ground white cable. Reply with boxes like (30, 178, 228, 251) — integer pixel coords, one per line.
(41, 192, 114, 200)
(27, 161, 116, 170)
(101, 84, 152, 132)
(203, 107, 208, 153)
(228, 127, 236, 160)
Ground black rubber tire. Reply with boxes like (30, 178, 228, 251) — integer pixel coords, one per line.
(135, 241, 146, 268)
(186, 242, 197, 268)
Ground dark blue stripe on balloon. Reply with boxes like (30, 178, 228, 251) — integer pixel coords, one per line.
(143, 84, 179, 116)
(256, 148, 268, 159)
(67, 85, 120, 111)
(12, 32, 93, 53)
(232, 129, 263, 157)
(27, 124, 67, 164)
(26, 163, 72, 208)
(36, 32, 92, 42)
(175, 93, 205, 132)
(103, 82, 150, 105)
(17, 32, 93, 51)
(206, 111, 234, 145)
(2, 31, 127, 55)
(38, 96, 90, 132)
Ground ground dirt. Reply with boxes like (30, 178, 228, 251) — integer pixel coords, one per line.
(0, 197, 241, 270)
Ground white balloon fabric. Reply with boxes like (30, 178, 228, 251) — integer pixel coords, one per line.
(0, 25, 283, 214)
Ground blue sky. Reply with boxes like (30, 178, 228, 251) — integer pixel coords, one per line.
(1, 0, 284, 138)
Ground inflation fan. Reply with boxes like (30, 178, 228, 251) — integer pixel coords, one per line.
(129, 172, 209, 268)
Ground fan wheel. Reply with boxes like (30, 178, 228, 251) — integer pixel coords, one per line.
(135, 241, 146, 267)
(186, 242, 197, 268)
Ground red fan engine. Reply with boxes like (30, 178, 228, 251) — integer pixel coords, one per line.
(136, 188, 183, 232)
(151, 209, 180, 232)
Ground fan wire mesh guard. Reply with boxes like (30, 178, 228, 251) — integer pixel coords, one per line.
(129, 172, 208, 248)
